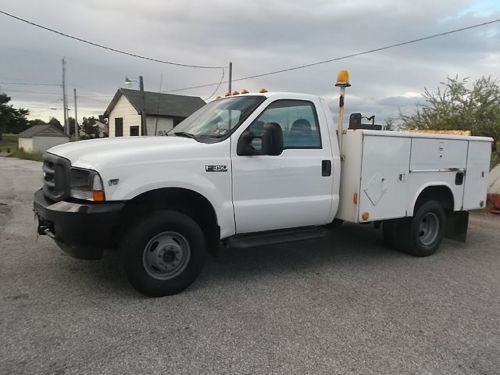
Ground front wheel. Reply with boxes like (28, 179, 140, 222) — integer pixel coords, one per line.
(396, 200, 447, 257)
(122, 210, 206, 296)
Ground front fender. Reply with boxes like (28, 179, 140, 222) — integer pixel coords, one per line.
(102, 167, 235, 238)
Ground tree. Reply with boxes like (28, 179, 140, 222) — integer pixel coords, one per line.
(48, 117, 64, 132)
(29, 119, 47, 126)
(401, 76, 500, 151)
(81, 116, 100, 138)
(0, 93, 30, 139)
(384, 118, 395, 131)
(67, 117, 77, 136)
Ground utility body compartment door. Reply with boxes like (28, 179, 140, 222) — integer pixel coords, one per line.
(463, 141, 491, 210)
(408, 138, 468, 212)
(358, 134, 411, 221)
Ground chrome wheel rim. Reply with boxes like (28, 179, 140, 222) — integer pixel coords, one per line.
(142, 231, 191, 280)
(418, 212, 439, 246)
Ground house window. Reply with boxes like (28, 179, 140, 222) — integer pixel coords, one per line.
(115, 118, 123, 137)
(130, 126, 139, 136)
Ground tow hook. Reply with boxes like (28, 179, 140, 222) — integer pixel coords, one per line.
(37, 222, 55, 239)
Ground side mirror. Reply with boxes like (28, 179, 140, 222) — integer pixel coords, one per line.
(237, 122, 283, 156)
(237, 130, 257, 155)
(262, 122, 283, 156)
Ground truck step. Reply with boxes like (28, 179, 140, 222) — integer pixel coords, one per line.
(226, 226, 327, 249)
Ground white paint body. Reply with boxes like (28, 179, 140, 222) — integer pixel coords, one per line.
(19, 136, 68, 153)
(48, 92, 492, 239)
(337, 130, 491, 223)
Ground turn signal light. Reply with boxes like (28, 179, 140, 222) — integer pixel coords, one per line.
(352, 192, 358, 204)
(92, 191, 105, 201)
(361, 212, 369, 221)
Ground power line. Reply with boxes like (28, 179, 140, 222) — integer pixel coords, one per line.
(0, 81, 60, 86)
(203, 68, 225, 101)
(0, 9, 224, 69)
(2, 89, 61, 95)
(167, 18, 500, 92)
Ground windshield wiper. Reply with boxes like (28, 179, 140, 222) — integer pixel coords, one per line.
(173, 132, 196, 139)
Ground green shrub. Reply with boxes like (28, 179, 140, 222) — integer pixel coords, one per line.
(10, 149, 43, 161)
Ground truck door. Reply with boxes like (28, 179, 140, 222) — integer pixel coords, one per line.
(231, 99, 334, 233)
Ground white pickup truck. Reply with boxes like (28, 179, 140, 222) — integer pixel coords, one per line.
(34, 90, 492, 296)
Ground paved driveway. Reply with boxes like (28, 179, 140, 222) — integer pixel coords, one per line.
(0, 157, 499, 374)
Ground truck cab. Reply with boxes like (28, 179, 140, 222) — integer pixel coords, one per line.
(34, 91, 492, 296)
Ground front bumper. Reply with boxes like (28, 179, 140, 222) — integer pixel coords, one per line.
(34, 189, 125, 259)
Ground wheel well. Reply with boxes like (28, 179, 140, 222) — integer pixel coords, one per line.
(415, 185, 454, 213)
(119, 188, 220, 254)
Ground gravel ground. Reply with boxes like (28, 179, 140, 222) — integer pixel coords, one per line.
(0, 156, 499, 375)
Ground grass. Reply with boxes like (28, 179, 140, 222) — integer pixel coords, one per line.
(0, 133, 42, 161)
(10, 148, 43, 161)
(0, 133, 18, 153)
(491, 151, 499, 169)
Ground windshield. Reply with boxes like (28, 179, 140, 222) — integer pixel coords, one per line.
(168, 95, 265, 140)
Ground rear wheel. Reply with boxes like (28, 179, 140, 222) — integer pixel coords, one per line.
(396, 200, 446, 257)
(122, 210, 206, 296)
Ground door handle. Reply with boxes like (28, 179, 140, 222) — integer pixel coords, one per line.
(322, 160, 332, 176)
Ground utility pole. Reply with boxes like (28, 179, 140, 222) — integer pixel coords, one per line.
(139, 75, 147, 136)
(228, 62, 232, 95)
(73, 88, 79, 140)
(62, 58, 68, 135)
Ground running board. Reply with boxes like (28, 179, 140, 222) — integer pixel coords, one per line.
(225, 226, 327, 249)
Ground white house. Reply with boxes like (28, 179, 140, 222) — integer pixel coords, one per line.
(104, 89, 205, 137)
(17, 125, 69, 153)
(94, 120, 108, 138)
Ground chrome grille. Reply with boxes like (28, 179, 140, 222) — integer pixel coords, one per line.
(42, 154, 71, 201)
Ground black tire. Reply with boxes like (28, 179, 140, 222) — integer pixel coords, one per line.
(395, 200, 447, 257)
(121, 210, 206, 296)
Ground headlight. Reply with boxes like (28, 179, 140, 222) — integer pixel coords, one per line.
(70, 168, 105, 201)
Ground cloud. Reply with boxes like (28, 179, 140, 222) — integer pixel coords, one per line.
(0, 0, 499, 122)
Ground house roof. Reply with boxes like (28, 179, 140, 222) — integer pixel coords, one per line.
(18, 125, 68, 139)
(104, 88, 206, 118)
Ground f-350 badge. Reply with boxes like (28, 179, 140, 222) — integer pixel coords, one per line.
(205, 165, 227, 172)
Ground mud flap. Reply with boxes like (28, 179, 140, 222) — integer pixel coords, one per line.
(445, 211, 469, 242)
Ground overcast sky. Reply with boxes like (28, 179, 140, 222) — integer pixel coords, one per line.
(0, 0, 499, 123)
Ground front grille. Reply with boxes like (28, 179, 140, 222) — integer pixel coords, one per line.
(42, 153, 71, 201)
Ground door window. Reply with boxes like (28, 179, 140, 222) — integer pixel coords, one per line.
(247, 100, 321, 149)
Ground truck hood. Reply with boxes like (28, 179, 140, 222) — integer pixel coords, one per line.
(47, 136, 209, 170)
